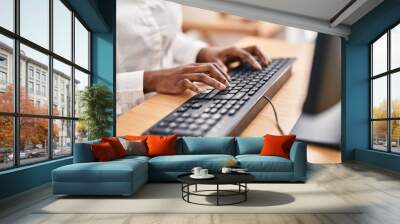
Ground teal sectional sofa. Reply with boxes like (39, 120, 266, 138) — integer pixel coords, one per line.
(52, 137, 307, 196)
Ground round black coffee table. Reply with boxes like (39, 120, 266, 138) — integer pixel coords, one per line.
(177, 173, 255, 206)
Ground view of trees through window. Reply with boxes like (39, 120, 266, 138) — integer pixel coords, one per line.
(371, 23, 400, 153)
(0, 0, 90, 170)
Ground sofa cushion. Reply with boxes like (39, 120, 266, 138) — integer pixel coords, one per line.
(260, 134, 296, 159)
(101, 137, 127, 158)
(149, 154, 235, 172)
(53, 158, 147, 183)
(235, 137, 263, 155)
(180, 137, 235, 155)
(91, 142, 118, 161)
(236, 155, 293, 172)
(147, 135, 177, 157)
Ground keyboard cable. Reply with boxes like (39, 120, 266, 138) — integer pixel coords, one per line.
(262, 95, 285, 135)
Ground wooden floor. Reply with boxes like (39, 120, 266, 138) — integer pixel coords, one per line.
(1, 162, 400, 224)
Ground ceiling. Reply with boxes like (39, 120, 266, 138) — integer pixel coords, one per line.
(170, 0, 384, 37)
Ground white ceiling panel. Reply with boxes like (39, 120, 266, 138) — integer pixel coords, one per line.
(227, 0, 352, 21)
(169, 0, 383, 38)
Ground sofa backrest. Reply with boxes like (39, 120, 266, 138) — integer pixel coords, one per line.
(235, 137, 263, 155)
(178, 137, 236, 155)
(73, 140, 100, 163)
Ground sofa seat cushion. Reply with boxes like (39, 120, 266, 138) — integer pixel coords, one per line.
(236, 155, 293, 172)
(149, 154, 235, 172)
(53, 159, 147, 183)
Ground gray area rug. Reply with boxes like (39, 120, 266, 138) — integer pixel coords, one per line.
(38, 183, 361, 214)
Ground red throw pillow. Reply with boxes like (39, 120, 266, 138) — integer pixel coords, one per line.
(91, 142, 117, 162)
(101, 137, 126, 158)
(260, 134, 296, 159)
(146, 135, 177, 157)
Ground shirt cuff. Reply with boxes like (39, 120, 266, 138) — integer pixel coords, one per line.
(116, 71, 145, 115)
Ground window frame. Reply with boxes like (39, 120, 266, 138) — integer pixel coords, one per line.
(0, 0, 92, 171)
(370, 20, 400, 154)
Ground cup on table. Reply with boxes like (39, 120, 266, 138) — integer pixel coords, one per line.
(191, 167, 202, 176)
(199, 169, 208, 176)
(221, 167, 232, 174)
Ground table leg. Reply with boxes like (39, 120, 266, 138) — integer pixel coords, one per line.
(245, 183, 247, 201)
(217, 184, 219, 206)
(195, 184, 198, 192)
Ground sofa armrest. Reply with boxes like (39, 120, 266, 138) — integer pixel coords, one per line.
(73, 141, 99, 163)
(289, 141, 307, 181)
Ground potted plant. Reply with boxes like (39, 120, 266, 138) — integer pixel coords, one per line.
(79, 84, 113, 140)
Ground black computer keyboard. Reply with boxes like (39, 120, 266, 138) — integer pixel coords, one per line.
(145, 58, 295, 136)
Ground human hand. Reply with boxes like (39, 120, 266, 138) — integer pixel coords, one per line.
(196, 45, 271, 72)
(143, 63, 230, 94)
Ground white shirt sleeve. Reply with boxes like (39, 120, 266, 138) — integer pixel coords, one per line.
(171, 32, 208, 65)
(116, 71, 145, 116)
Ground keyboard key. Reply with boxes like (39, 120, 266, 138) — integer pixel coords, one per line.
(232, 92, 246, 99)
(248, 91, 256, 96)
(179, 123, 188, 129)
(189, 124, 198, 130)
(233, 105, 241, 110)
(169, 122, 178, 128)
(219, 108, 228, 114)
(214, 94, 235, 99)
(212, 114, 222, 120)
(204, 89, 220, 99)
(228, 109, 237, 116)
(195, 118, 205, 124)
(181, 113, 190, 118)
(201, 113, 211, 119)
(206, 119, 216, 125)
(210, 108, 218, 114)
(191, 103, 203, 109)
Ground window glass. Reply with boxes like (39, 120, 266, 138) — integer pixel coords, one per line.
(0, 34, 13, 112)
(19, 117, 49, 165)
(0, 116, 14, 170)
(372, 121, 388, 151)
(372, 76, 387, 119)
(74, 69, 89, 118)
(372, 33, 387, 76)
(74, 18, 89, 70)
(53, 59, 72, 117)
(20, 44, 49, 115)
(53, 0, 72, 60)
(20, 0, 49, 49)
(391, 72, 400, 118)
(391, 24, 400, 70)
(0, 0, 14, 31)
(75, 120, 88, 143)
(53, 119, 72, 157)
(391, 120, 400, 153)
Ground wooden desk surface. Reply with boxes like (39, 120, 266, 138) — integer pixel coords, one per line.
(117, 37, 314, 137)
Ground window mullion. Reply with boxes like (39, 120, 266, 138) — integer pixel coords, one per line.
(387, 30, 391, 152)
(13, 0, 20, 167)
(71, 10, 76, 155)
(48, 0, 54, 160)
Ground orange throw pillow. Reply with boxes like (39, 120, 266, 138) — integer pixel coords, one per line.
(124, 135, 148, 141)
(101, 137, 126, 158)
(260, 134, 296, 159)
(91, 142, 117, 162)
(146, 135, 177, 157)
